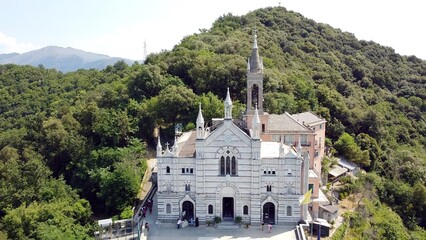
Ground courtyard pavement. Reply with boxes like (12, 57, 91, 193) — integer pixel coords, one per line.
(140, 194, 298, 240)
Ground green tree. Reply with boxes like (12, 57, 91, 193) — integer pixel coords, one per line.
(196, 92, 223, 124)
(2, 200, 92, 240)
(157, 85, 197, 125)
(334, 132, 370, 167)
(128, 64, 167, 101)
(93, 139, 147, 214)
(356, 133, 382, 171)
(264, 92, 295, 114)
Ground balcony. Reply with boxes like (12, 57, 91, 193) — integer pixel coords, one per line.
(285, 141, 311, 147)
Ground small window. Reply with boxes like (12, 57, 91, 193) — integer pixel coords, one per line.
(182, 168, 185, 174)
(166, 204, 171, 214)
(267, 185, 272, 192)
(287, 206, 292, 216)
(264, 168, 276, 175)
(185, 184, 190, 192)
(320, 124, 323, 129)
(287, 168, 292, 176)
(190, 168, 194, 174)
(243, 205, 249, 215)
(208, 205, 213, 214)
(166, 166, 170, 174)
(262, 124, 266, 132)
(309, 184, 314, 194)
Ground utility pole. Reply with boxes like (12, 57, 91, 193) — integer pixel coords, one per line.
(143, 40, 147, 62)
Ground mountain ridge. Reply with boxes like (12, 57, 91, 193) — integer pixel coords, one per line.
(0, 46, 137, 72)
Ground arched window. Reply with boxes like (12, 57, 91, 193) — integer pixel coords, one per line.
(251, 84, 259, 109)
(243, 205, 248, 215)
(166, 204, 171, 214)
(231, 156, 236, 175)
(208, 205, 213, 214)
(185, 184, 190, 192)
(219, 149, 238, 176)
(226, 156, 231, 175)
(220, 156, 225, 175)
(286, 206, 292, 216)
(166, 166, 170, 174)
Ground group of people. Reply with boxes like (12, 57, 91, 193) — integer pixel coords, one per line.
(139, 199, 153, 218)
(139, 199, 153, 233)
(177, 217, 198, 229)
(261, 221, 272, 233)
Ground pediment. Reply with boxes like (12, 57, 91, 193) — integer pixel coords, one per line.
(284, 151, 298, 158)
(204, 120, 252, 147)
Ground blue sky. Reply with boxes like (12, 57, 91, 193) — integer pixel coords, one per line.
(1, 0, 425, 60)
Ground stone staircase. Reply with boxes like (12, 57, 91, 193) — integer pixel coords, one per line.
(215, 221, 240, 230)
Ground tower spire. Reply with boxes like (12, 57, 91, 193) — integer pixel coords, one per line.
(252, 104, 261, 139)
(156, 134, 162, 157)
(172, 135, 178, 155)
(246, 29, 264, 115)
(224, 87, 233, 119)
(253, 28, 258, 49)
(196, 103, 205, 139)
(248, 29, 263, 74)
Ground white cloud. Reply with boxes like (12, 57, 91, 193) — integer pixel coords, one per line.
(0, 32, 37, 53)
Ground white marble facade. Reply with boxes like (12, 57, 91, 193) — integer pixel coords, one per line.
(156, 102, 309, 226)
(156, 32, 310, 226)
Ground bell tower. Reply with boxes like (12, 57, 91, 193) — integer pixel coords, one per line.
(246, 29, 264, 115)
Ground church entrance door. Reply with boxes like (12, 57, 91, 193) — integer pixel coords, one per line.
(182, 201, 194, 221)
(263, 202, 275, 224)
(222, 197, 234, 220)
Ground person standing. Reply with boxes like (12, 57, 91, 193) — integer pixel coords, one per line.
(268, 224, 272, 233)
(145, 222, 150, 232)
(261, 221, 264, 231)
(148, 199, 153, 213)
(177, 218, 182, 229)
(142, 207, 147, 218)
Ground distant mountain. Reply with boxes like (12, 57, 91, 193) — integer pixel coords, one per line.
(0, 46, 137, 72)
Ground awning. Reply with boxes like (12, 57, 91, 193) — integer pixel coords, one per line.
(319, 204, 339, 214)
(312, 188, 330, 204)
(328, 165, 347, 178)
(337, 158, 358, 171)
(98, 218, 113, 227)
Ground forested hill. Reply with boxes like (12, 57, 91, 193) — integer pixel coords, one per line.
(0, 6, 425, 239)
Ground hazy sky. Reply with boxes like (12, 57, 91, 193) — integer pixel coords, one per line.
(0, 0, 425, 60)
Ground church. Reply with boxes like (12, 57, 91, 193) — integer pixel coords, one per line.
(156, 32, 326, 225)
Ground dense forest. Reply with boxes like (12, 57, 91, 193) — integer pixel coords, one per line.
(0, 6, 425, 239)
